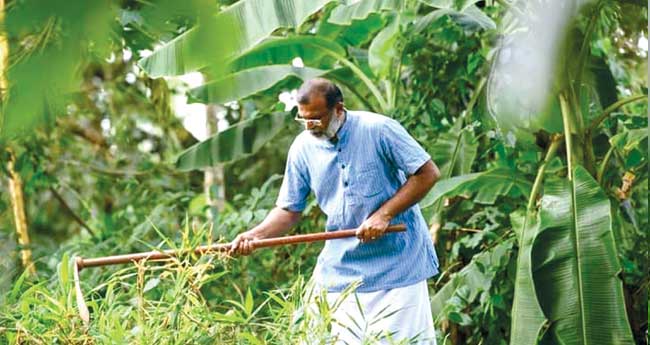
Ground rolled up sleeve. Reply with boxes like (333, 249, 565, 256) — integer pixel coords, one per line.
(276, 143, 310, 212)
(380, 119, 431, 175)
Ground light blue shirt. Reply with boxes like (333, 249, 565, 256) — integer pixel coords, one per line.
(276, 110, 439, 292)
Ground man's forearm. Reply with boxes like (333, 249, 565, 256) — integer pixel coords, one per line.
(375, 160, 440, 220)
(251, 207, 301, 238)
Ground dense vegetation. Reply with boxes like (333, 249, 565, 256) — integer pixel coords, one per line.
(0, 0, 647, 344)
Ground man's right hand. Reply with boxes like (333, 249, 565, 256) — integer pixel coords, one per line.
(229, 230, 261, 256)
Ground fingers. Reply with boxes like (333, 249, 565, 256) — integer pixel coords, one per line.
(241, 238, 255, 255)
(356, 225, 384, 243)
(229, 235, 257, 256)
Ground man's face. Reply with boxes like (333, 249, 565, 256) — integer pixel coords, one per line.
(297, 96, 342, 138)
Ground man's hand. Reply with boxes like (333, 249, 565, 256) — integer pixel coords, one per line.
(228, 207, 302, 256)
(356, 212, 391, 243)
(229, 230, 260, 256)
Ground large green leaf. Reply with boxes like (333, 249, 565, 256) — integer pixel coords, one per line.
(175, 112, 291, 170)
(138, 0, 332, 77)
(418, 0, 481, 11)
(2, 0, 116, 138)
(368, 13, 400, 79)
(229, 36, 346, 71)
(328, 0, 401, 25)
(420, 167, 531, 208)
(414, 4, 496, 33)
(530, 167, 634, 344)
(317, 10, 385, 47)
(188, 65, 327, 104)
(509, 210, 546, 345)
(431, 238, 514, 318)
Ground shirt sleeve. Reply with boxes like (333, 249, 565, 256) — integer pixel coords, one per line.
(276, 142, 311, 212)
(380, 118, 432, 175)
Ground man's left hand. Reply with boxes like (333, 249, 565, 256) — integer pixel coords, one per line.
(356, 212, 391, 242)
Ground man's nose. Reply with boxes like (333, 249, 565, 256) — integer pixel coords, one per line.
(306, 121, 318, 130)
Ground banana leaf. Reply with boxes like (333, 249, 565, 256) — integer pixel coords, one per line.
(317, 10, 385, 47)
(138, 0, 333, 78)
(509, 210, 546, 345)
(328, 0, 402, 25)
(368, 13, 400, 79)
(414, 4, 496, 33)
(420, 167, 531, 208)
(530, 167, 634, 344)
(229, 36, 346, 71)
(418, 0, 481, 11)
(175, 112, 292, 170)
(188, 65, 328, 104)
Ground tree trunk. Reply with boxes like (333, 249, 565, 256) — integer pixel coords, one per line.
(7, 150, 36, 275)
(1, 0, 35, 275)
(204, 104, 225, 220)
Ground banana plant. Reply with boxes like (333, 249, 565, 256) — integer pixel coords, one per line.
(152, 0, 497, 170)
(484, 0, 642, 343)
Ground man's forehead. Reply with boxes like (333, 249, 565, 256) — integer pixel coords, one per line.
(298, 95, 328, 116)
(300, 93, 327, 107)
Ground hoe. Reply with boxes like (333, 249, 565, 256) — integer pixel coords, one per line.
(72, 224, 406, 325)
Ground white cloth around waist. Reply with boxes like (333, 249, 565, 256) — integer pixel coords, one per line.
(325, 280, 437, 345)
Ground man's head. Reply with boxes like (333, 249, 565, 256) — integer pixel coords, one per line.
(296, 78, 345, 139)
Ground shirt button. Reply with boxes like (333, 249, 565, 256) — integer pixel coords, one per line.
(338, 148, 342, 152)
(344, 181, 348, 187)
(341, 164, 346, 169)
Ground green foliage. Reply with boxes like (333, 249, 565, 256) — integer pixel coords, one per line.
(189, 66, 328, 104)
(421, 167, 531, 208)
(531, 167, 634, 344)
(175, 112, 292, 171)
(1, 0, 648, 344)
(328, 0, 402, 25)
(137, 0, 333, 77)
(1, 0, 116, 138)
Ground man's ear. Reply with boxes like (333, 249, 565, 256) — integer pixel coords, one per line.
(335, 102, 345, 115)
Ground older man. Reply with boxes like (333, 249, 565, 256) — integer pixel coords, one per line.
(231, 78, 441, 344)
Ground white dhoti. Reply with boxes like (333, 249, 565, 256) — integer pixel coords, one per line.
(325, 280, 437, 344)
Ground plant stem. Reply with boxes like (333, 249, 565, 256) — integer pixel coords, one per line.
(49, 187, 98, 239)
(559, 93, 574, 180)
(587, 94, 646, 132)
(527, 134, 562, 211)
(464, 77, 487, 119)
(596, 144, 615, 184)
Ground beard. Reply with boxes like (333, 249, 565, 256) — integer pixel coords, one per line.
(310, 111, 344, 140)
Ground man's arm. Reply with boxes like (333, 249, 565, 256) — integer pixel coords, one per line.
(357, 160, 440, 242)
(230, 207, 301, 255)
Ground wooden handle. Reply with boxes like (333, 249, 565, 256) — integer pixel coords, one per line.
(77, 224, 407, 269)
(251, 224, 406, 249)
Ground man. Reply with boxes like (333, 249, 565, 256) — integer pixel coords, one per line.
(230, 78, 441, 344)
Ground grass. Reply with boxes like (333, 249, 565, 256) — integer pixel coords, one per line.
(0, 222, 434, 344)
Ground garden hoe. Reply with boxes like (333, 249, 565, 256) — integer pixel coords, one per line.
(73, 224, 406, 325)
